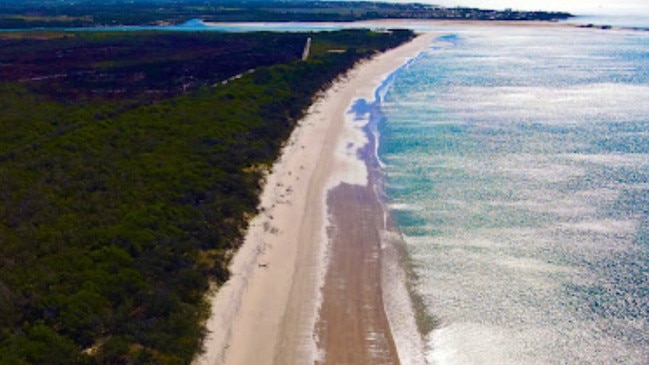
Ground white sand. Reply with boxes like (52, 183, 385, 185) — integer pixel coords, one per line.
(193, 33, 436, 365)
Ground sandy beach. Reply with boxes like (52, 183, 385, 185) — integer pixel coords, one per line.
(193, 33, 435, 365)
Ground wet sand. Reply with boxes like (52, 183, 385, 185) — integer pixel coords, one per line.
(317, 184, 399, 363)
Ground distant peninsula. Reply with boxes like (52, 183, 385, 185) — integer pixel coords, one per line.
(0, 0, 573, 29)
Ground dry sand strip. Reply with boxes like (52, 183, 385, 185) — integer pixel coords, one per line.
(193, 32, 436, 365)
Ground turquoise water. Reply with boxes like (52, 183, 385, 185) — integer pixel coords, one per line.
(377, 27, 649, 364)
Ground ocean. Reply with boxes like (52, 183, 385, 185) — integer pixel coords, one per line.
(373, 25, 649, 364)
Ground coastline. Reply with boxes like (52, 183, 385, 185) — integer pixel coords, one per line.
(193, 33, 435, 365)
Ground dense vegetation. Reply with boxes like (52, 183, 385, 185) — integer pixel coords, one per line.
(0, 0, 572, 29)
(0, 29, 415, 364)
(0, 31, 307, 101)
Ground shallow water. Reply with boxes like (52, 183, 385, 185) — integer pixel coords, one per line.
(378, 26, 649, 364)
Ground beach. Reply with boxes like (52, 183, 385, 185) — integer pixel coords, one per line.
(193, 32, 435, 365)
(192, 20, 649, 365)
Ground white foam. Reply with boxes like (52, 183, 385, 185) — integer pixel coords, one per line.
(330, 111, 370, 187)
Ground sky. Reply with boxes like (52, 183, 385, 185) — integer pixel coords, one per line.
(391, 0, 649, 15)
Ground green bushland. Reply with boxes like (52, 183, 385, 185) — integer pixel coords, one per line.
(0, 31, 309, 101)
(0, 29, 414, 364)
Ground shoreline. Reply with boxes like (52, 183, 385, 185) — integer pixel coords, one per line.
(315, 42, 432, 365)
(193, 33, 435, 365)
